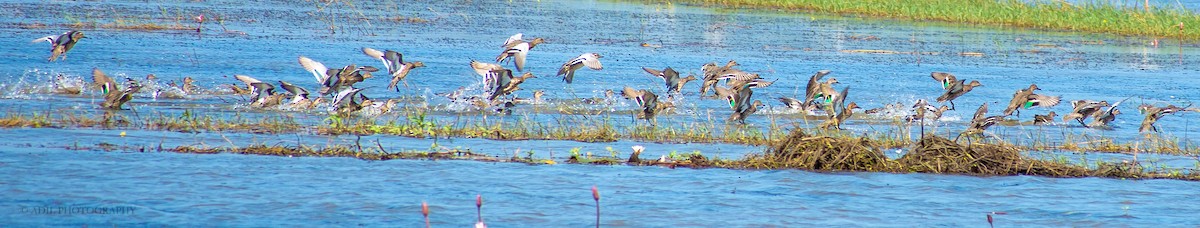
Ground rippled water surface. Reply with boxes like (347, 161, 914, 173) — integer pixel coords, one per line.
(3, 0, 1200, 226)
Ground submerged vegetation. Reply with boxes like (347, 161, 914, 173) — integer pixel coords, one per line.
(658, 0, 1200, 39)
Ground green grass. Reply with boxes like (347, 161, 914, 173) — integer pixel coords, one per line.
(652, 0, 1200, 39)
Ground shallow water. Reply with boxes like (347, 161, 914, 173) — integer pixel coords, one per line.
(2, 0, 1200, 226)
(3, 146, 1200, 226)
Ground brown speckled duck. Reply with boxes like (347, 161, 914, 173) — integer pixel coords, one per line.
(1033, 111, 1057, 125)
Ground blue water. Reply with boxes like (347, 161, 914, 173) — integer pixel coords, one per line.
(2, 0, 1200, 226)
(3, 146, 1200, 227)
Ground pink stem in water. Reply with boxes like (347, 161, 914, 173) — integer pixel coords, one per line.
(592, 186, 600, 228)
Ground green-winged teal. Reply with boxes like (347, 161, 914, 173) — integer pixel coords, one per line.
(278, 80, 312, 106)
(92, 68, 140, 110)
(34, 30, 85, 62)
(249, 82, 284, 108)
(1002, 84, 1059, 117)
(620, 86, 663, 124)
(233, 74, 261, 91)
(714, 72, 758, 118)
(326, 63, 378, 94)
(1062, 100, 1109, 125)
(362, 47, 425, 90)
(959, 103, 1007, 139)
(331, 87, 366, 115)
(931, 72, 981, 110)
(674, 74, 698, 94)
(1087, 97, 1130, 128)
(777, 97, 807, 112)
(699, 60, 738, 96)
(1033, 111, 1057, 125)
(513, 90, 544, 104)
(729, 100, 765, 124)
(1138, 104, 1193, 132)
(502, 33, 523, 48)
(819, 86, 857, 129)
(496, 37, 544, 72)
(716, 70, 760, 85)
(716, 70, 774, 91)
(298, 56, 333, 93)
(227, 84, 249, 95)
(804, 70, 838, 110)
(471, 60, 505, 78)
(905, 100, 949, 122)
(643, 67, 695, 93)
(299, 56, 377, 96)
(557, 53, 603, 83)
(929, 72, 957, 90)
(387, 61, 424, 90)
(864, 102, 901, 115)
(484, 69, 514, 101)
(714, 84, 753, 113)
(52, 74, 82, 95)
(503, 72, 535, 94)
(234, 75, 280, 108)
(178, 77, 196, 94)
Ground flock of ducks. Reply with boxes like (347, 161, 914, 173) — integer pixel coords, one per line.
(31, 30, 1200, 138)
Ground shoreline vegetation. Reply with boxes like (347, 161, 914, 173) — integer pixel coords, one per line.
(1, 109, 1196, 156)
(71, 128, 1200, 181)
(650, 0, 1200, 40)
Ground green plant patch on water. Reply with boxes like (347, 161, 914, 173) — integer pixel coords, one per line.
(646, 0, 1200, 40)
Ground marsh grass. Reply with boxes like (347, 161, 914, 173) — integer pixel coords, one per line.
(36, 127, 1200, 181)
(722, 129, 1199, 180)
(1, 108, 1198, 155)
(62, 11, 192, 31)
(304, 0, 381, 35)
(651, 0, 1200, 40)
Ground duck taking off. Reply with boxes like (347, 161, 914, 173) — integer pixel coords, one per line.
(496, 36, 544, 72)
(1002, 84, 1059, 117)
(930, 72, 981, 110)
(557, 53, 603, 83)
(362, 47, 425, 90)
(92, 68, 141, 110)
(620, 87, 664, 124)
(33, 30, 85, 62)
